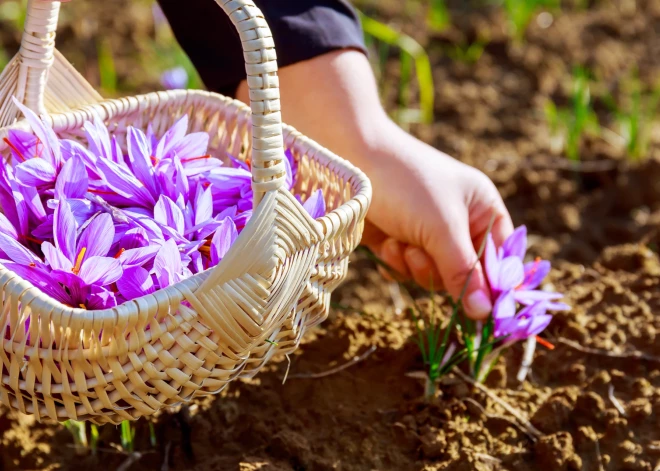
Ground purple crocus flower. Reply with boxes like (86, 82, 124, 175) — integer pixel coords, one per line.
(10, 98, 64, 191)
(493, 291, 553, 344)
(485, 225, 568, 312)
(1, 200, 123, 309)
(299, 189, 326, 219)
(160, 67, 188, 90)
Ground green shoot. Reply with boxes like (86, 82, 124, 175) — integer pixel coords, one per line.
(90, 424, 99, 456)
(97, 38, 117, 94)
(544, 67, 600, 161)
(447, 38, 488, 64)
(602, 73, 660, 161)
(120, 420, 136, 453)
(408, 291, 463, 398)
(359, 11, 435, 126)
(503, 0, 558, 42)
(428, 0, 451, 32)
(63, 420, 88, 455)
(148, 422, 157, 448)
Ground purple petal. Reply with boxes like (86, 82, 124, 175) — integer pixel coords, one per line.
(78, 256, 123, 285)
(492, 290, 516, 320)
(502, 225, 527, 260)
(153, 239, 181, 288)
(210, 217, 237, 266)
(77, 213, 114, 260)
(497, 257, 524, 291)
(87, 285, 118, 309)
(84, 114, 112, 160)
(41, 241, 73, 271)
(117, 227, 149, 249)
(15, 181, 46, 224)
(155, 115, 189, 159)
(55, 155, 88, 199)
(0, 212, 18, 239)
(54, 199, 77, 261)
(4, 129, 37, 164)
(60, 139, 100, 178)
(546, 301, 571, 311)
(117, 266, 155, 301)
(118, 245, 160, 268)
(172, 132, 208, 158)
(12, 97, 62, 168)
(302, 189, 326, 219)
(194, 185, 213, 226)
(0, 232, 42, 266)
(526, 313, 553, 337)
(154, 195, 185, 235)
(484, 234, 498, 290)
(519, 260, 551, 290)
(3, 262, 71, 305)
(514, 289, 564, 305)
(15, 158, 57, 188)
(127, 127, 158, 197)
(94, 158, 156, 208)
(0, 165, 25, 236)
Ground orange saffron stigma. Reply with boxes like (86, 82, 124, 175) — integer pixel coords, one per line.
(79, 304, 87, 310)
(181, 154, 211, 163)
(3, 137, 27, 162)
(150, 156, 159, 166)
(113, 248, 125, 259)
(35, 137, 43, 158)
(536, 336, 555, 350)
(72, 247, 87, 274)
(24, 235, 44, 245)
(88, 188, 115, 196)
(29, 262, 36, 268)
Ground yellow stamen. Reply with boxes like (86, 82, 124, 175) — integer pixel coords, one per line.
(79, 304, 87, 309)
(72, 247, 87, 274)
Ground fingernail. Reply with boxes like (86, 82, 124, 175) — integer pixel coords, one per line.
(465, 290, 492, 319)
(407, 248, 428, 271)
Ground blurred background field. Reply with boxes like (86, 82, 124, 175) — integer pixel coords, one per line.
(3, 1, 660, 470)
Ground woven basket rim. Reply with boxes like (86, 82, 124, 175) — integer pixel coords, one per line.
(0, 88, 372, 318)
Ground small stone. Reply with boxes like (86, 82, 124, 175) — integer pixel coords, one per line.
(420, 429, 447, 459)
(532, 396, 573, 434)
(535, 432, 582, 471)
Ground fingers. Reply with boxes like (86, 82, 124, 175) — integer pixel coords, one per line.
(428, 218, 492, 320)
(403, 245, 443, 290)
(489, 197, 515, 248)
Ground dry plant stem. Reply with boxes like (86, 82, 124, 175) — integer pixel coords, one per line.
(475, 453, 502, 465)
(558, 338, 660, 362)
(608, 384, 627, 417)
(462, 397, 538, 441)
(117, 452, 144, 471)
(288, 346, 377, 379)
(452, 367, 543, 440)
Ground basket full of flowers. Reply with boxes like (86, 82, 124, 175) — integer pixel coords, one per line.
(0, 0, 371, 424)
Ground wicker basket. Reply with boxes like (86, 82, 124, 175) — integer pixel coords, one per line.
(0, 0, 371, 424)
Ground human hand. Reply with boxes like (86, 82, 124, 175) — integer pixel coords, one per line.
(238, 50, 514, 319)
(360, 132, 513, 319)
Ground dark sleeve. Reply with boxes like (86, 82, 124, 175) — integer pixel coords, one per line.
(157, 0, 367, 97)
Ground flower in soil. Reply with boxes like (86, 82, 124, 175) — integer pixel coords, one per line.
(485, 225, 569, 311)
(459, 224, 568, 382)
(160, 66, 189, 90)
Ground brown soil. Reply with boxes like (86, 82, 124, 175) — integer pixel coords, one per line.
(3, 0, 660, 470)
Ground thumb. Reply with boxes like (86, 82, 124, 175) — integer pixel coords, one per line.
(428, 221, 492, 320)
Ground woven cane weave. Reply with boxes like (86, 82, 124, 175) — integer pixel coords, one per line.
(0, 0, 371, 425)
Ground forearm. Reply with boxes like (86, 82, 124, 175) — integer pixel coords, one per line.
(236, 50, 404, 174)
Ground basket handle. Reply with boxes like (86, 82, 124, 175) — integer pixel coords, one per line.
(19, 0, 287, 204)
(17, 0, 61, 115)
